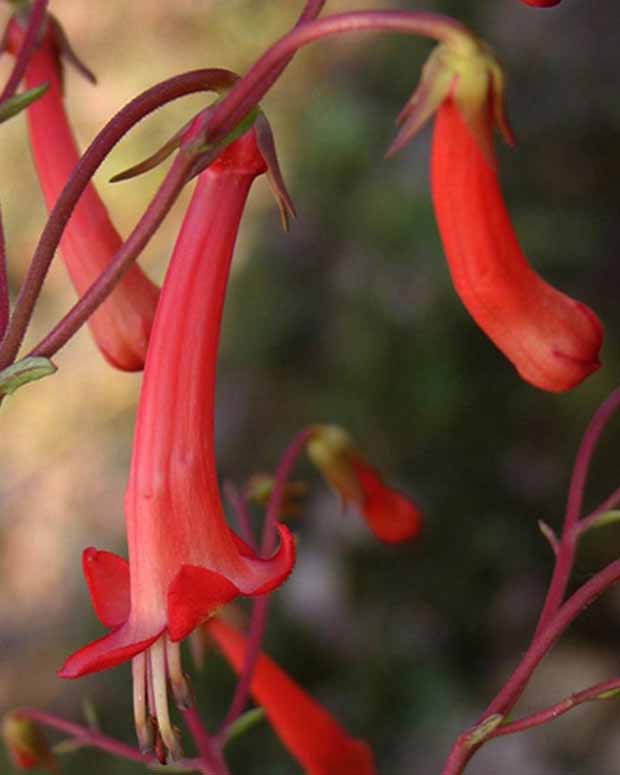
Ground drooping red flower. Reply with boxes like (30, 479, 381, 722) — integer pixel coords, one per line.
(431, 98, 602, 392)
(6, 14, 159, 371)
(520, 1, 561, 6)
(59, 127, 295, 758)
(208, 618, 377, 775)
(306, 425, 422, 543)
(389, 37, 603, 393)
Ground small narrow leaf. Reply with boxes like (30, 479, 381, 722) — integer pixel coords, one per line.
(465, 713, 503, 748)
(0, 83, 48, 124)
(0, 356, 57, 397)
(224, 707, 266, 747)
(583, 510, 620, 531)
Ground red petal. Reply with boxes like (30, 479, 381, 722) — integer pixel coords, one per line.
(59, 622, 162, 678)
(363, 488, 423, 544)
(351, 459, 422, 544)
(82, 547, 130, 628)
(247, 523, 296, 596)
(209, 619, 376, 775)
(168, 567, 241, 642)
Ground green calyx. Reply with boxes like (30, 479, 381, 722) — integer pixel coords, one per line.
(387, 33, 514, 163)
(0, 356, 57, 398)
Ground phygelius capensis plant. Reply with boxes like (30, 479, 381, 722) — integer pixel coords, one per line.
(1, 2, 617, 775)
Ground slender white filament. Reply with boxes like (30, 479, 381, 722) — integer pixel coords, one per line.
(149, 637, 182, 761)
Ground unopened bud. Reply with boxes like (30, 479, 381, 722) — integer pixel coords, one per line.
(2, 712, 55, 772)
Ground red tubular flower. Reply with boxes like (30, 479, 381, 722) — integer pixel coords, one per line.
(390, 38, 603, 393)
(520, 1, 561, 6)
(59, 128, 295, 759)
(6, 15, 159, 371)
(431, 99, 602, 393)
(306, 425, 422, 543)
(208, 618, 376, 775)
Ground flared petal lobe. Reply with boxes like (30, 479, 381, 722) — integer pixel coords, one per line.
(208, 619, 377, 775)
(431, 99, 602, 392)
(6, 17, 159, 371)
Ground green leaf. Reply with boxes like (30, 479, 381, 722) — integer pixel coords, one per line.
(224, 707, 266, 747)
(585, 510, 620, 531)
(0, 84, 49, 125)
(0, 356, 57, 398)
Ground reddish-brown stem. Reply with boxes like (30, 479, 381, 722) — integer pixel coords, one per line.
(440, 559, 620, 775)
(202, 11, 470, 148)
(0, 204, 8, 340)
(534, 389, 620, 637)
(182, 707, 230, 775)
(14, 708, 154, 766)
(486, 559, 620, 717)
(28, 150, 193, 360)
(0, 0, 48, 103)
(489, 677, 620, 739)
(216, 428, 314, 739)
(0, 69, 233, 369)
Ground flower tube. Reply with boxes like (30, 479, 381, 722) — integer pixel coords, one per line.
(59, 127, 295, 760)
(6, 14, 159, 370)
(208, 618, 376, 775)
(389, 38, 603, 392)
(520, 1, 562, 6)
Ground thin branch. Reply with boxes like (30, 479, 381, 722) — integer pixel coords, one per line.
(0, 68, 235, 369)
(14, 708, 154, 766)
(27, 150, 193, 359)
(485, 559, 620, 718)
(440, 559, 620, 775)
(490, 677, 620, 738)
(0, 204, 8, 340)
(0, 0, 48, 103)
(534, 389, 620, 637)
(203, 11, 470, 148)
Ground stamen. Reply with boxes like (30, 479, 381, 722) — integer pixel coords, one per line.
(166, 636, 193, 709)
(132, 652, 153, 754)
(149, 637, 183, 761)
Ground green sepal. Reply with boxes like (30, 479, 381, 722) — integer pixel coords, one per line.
(0, 356, 57, 397)
(0, 83, 48, 125)
(465, 713, 503, 749)
(223, 707, 266, 748)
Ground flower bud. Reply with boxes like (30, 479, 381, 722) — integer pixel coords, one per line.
(2, 713, 55, 772)
(307, 425, 422, 543)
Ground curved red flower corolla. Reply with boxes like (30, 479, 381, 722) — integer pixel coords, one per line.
(432, 99, 602, 392)
(307, 425, 422, 543)
(6, 16, 159, 370)
(208, 618, 376, 775)
(520, 1, 561, 6)
(59, 128, 295, 757)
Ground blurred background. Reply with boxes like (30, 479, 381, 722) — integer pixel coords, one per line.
(1, 0, 620, 773)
